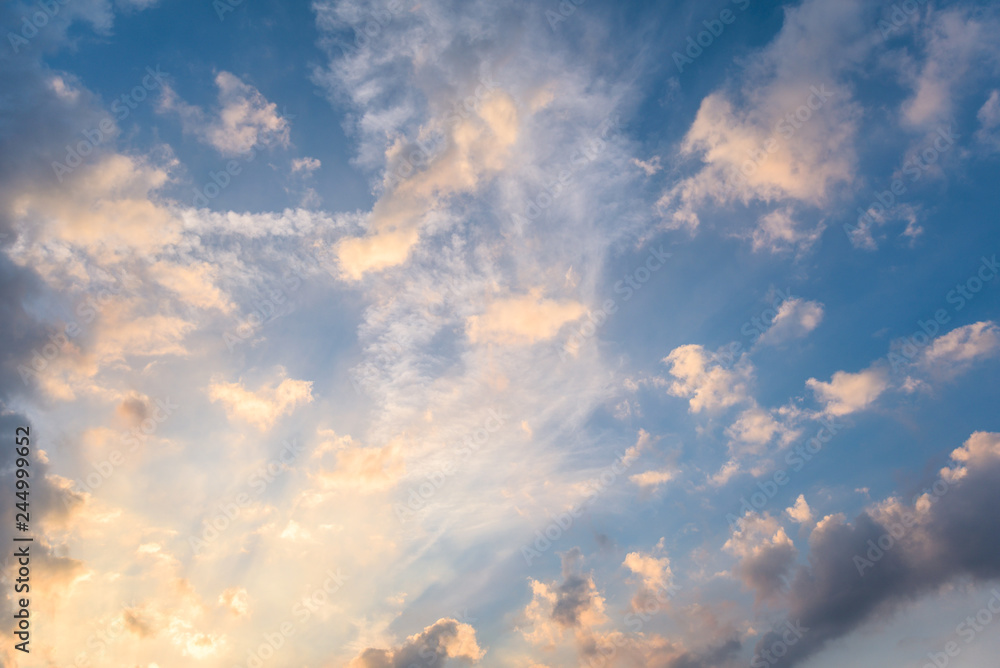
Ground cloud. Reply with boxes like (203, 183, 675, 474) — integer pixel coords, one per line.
(624, 550, 672, 592)
(335, 87, 520, 280)
(900, 7, 1000, 128)
(160, 71, 290, 156)
(725, 405, 798, 455)
(658, 0, 869, 233)
(757, 298, 824, 346)
(217, 587, 249, 617)
(466, 290, 585, 346)
(146, 260, 235, 313)
(724, 513, 797, 603)
(291, 157, 322, 174)
(629, 468, 675, 491)
(975, 89, 1000, 150)
(919, 320, 1000, 376)
(751, 207, 824, 254)
(632, 156, 662, 175)
(521, 547, 613, 661)
(806, 367, 889, 416)
(752, 431, 1000, 667)
(348, 618, 485, 667)
(785, 495, 813, 524)
(10, 152, 180, 254)
(310, 430, 405, 493)
(663, 345, 752, 413)
(208, 372, 314, 431)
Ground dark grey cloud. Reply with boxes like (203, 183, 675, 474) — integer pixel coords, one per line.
(754, 440, 1000, 667)
(552, 547, 596, 628)
(669, 637, 742, 668)
(347, 617, 482, 667)
(739, 539, 797, 604)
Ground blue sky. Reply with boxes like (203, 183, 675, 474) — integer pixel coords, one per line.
(1, 0, 1000, 666)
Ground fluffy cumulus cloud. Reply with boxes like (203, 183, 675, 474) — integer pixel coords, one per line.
(785, 495, 812, 524)
(806, 367, 889, 416)
(658, 0, 869, 233)
(726, 405, 798, 455)
(521, 548, 609, 649)
(757, 298, 824, 346)
(663, 344, 753, 413)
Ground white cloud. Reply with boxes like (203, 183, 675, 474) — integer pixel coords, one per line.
(208, 372, 314, 431)
(920, 321, 1000, 375)
(663, 344, 752, 413)
(466, 290, 585, 346)
(786, 494, 813, 524)
(623, 551, 672, 591)
(725, 405, 798, 455)
(291, 156, 322, 174)
(658, 0, 868, 234)
(758, 297, 824, 346)
(160, 72, 290, 156)
(751, 207, 825, 254)
(806, 367, 889, 416)
(629, 469, 675, 491)
(975, 90, 1000, 150)
(310, 431, 406, 494)
(901, 8, 1000, 128)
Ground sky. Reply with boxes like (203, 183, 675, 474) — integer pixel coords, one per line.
(1, 0, 1000, 666)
